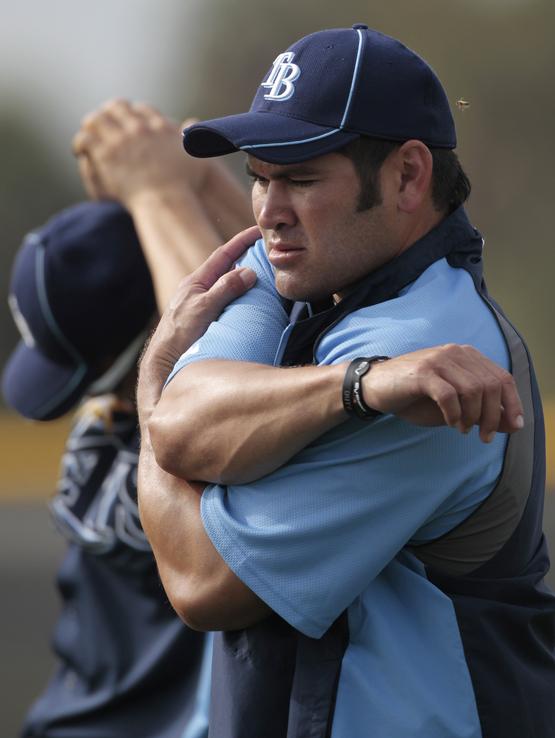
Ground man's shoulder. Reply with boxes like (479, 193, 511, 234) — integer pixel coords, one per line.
(316, 259, 509, 370)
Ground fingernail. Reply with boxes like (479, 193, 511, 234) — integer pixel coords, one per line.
(485, 431, 495, 443)
(515, 414, 524, 429)
(237, 268, 256, 288)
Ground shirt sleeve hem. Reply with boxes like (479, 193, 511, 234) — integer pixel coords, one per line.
(200, 486, 331, 639)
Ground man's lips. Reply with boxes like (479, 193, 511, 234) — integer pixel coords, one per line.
(267, 243, 305, 267)
(267, 241, 303, 252)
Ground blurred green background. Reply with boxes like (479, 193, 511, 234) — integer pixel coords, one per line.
(0, 0, 554, 733)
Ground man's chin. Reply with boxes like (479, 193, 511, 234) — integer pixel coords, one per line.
(274, 276, 331, 305)
(274, 274, 309, 303)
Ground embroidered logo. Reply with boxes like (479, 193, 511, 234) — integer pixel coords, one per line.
(261, 52, 301, 101)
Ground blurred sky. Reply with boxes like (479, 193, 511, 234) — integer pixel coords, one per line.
(0, 0, 201, 176)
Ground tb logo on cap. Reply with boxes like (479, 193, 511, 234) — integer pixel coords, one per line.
(261, 52, 301, 101)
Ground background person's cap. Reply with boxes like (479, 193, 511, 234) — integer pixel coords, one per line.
(2, 201, 156, 421)
(183, 25, 456, 164)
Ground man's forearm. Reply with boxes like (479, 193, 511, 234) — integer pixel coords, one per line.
(138, 431, 269, 630)
(150, 346, 526, 486)
(149, 359, 348, 484)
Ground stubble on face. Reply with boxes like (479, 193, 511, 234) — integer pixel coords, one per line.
(248, 153, 399, 304)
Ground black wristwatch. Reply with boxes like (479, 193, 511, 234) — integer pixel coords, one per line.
(342, 356, 390, 420)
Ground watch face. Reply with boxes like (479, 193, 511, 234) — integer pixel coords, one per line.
(354, 360, 370, 376)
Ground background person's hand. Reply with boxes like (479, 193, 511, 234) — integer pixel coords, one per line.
(72, 100, 209, 208)
(361, 344, 524, 443)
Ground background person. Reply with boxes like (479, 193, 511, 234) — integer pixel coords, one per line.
(3, 200, 207, 738)
(3, 100, 255, 737)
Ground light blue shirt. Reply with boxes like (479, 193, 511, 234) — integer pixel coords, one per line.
(170, 238, 509, 738)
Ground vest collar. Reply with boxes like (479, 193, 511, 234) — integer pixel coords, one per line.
(281, 207, 484, 366)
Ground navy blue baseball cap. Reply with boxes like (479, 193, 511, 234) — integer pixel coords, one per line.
(183, 25, 456, 164)
(2, 201, 156, 421)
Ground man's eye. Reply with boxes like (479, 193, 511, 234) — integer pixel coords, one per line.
(289, 178, 316, 187)
(249, 175, 267, 187)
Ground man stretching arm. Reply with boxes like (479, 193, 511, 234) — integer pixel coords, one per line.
(136, 26, 554, 738)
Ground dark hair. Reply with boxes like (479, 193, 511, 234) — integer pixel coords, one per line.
(429, 148, 471, 213)
(338, 136, 471, 214)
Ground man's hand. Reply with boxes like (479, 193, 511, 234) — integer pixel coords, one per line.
(361, 344, 524, 443)
(136, 226, 260, 427)
(72, 100, 209, 208)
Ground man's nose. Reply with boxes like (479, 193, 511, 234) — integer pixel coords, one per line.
(256, 181, 296, 230)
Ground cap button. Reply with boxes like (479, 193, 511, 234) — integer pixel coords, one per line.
(352, 23, 368, 30)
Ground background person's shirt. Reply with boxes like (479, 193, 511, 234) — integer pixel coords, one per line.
(23, 402, 207, 738)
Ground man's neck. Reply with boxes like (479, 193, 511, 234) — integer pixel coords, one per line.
(332, 207, 447, 304)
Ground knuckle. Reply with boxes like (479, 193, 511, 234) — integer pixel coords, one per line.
(135, 101, 158, 117)
(150, 116, 169, 132)
(483, 376, 500, 392)
(104, 97, 128, 111)
(501, 371, 516, 387)
(176, 276, 193, 296)
(436, 385, 456, 404)
(441, 342, 458, 354)
(126, 117, 146, 134)
(461, 379, 481, 398)
(214, 271, 239, 294)
(80, 112, 97, 129)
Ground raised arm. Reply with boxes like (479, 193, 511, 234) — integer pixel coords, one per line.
(72, 100, 253, 310)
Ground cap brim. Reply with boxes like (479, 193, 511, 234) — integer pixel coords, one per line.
(2, 341, 95, 421)
(183, 112, 360, 164)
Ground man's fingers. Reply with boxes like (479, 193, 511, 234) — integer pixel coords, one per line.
(442, 358, 502, 437)
(205, 268, 257, 315)
(427, 345, 523, 440)
(192, 227, 261, 289)
(219, 226, 262, 262)
(476, 375, 503, 442)
(441, 347, 523, 439)
(368, 345, 525, 442)
(425, 374, 463, 428)
(499, 374, 525, 432)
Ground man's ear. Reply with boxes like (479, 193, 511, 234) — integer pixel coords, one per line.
(394, 140, 434, 213)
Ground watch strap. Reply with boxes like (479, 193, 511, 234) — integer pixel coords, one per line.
(342, 356, 390, 420)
